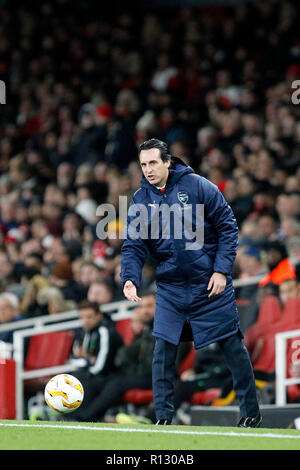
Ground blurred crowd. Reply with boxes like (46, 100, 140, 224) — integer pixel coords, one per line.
(0, 0, 299, 360)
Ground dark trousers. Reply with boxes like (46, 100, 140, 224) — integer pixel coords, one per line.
(152, 332, 260, 422)
(69, 370, 152, 421)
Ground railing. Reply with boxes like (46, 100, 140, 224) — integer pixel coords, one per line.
(275, 329, 300, 406)
(233, 275, 264, 287)
(0, 276, 265, 420)
(0, 299, 136, 334)
(2, 299, 136, 419)
(13, 319, 82, 420)
(0, 276, 263, 335)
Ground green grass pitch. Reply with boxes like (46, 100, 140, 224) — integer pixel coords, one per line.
(1, 420, 300, 450)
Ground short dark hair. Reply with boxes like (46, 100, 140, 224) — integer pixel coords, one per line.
(78, 300, 102, 314)
(138, 139, 171, 163)
(90, 279, 113, 294)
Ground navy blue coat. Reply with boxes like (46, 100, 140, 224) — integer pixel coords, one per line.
(121, 158, 241, 349)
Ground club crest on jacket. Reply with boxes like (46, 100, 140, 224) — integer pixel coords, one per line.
(177, 191, 189, 205)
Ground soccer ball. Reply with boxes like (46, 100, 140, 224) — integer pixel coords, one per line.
(44, 374, 84, 414)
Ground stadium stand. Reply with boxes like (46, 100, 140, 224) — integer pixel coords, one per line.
(0, 0, 300, 421)
(244, 295, 283, 357)
(24, 330, 74, 392)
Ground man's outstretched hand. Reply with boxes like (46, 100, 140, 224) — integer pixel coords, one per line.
(123, 280, 142, 302)
(207, 272, 227, 298)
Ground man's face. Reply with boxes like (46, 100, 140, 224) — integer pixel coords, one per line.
(0, 299, 17, 323)
(266, 248, 283, 271)
(135, 295, 156, 322)
(139, 148, 170, 188)
(79, 308, 102, 331)
(279, 279, 299, 305)
(87, 283, 112, 305)
(0, 253, 13, 280)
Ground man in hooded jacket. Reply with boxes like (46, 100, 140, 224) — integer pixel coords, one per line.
(121, 138, 261, 428)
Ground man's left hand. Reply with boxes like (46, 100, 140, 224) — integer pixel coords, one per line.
(207, 272, 227, 298)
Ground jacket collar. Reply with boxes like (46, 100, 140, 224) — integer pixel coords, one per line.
(140, 157, 194, 194)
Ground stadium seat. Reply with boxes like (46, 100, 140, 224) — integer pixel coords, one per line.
(115, 318, 135, 345)
(121, 345, 196, 406)
(286, 383, 300, 402)
(252, 332, 277, 373)
(25, 331, 74, 370)
(286, 337, 300, 402)
(0, 359, 16, 419)
(122, 345, 219, 407)
(123, 389, 153, 404)
(260, 299, 300, 339)
(244, 296, 282, 354)
(177, 346, 196, 376)
(24, 330, 74, 391)
(252, 319, 300, 375)
(189, 388, 221, 405)
(122, 386, 220, 407)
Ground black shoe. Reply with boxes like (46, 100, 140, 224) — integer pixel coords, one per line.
(155, 419, 171, 425)
(237, 413, 262, 428)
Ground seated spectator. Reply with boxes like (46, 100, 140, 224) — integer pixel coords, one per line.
(36, 286, 76, 315)
(21, 272, 50, 317)
(0, 251, 15, 291)
(0, 292, 25, 343)
(280, 217, 300, 240)
(276, 193, 300, 224)
(24, 252, 44, 271)
(99, 220, 125, 276)
(259, 241, 296, 287)
(256, 215, 278, 243)
(87, 280, 114, 306)
(237, 246, 267, 279)
(70, 300, 123, 379)
(235, 246, 268, 332)
(49, 260, 86, 304)
(245, 278, 298, 355)
(246, 278, 300, 383)
(78, 261, 106, 292)
(62, 239, 83, 263)
(278, 278, 300, 305)
(43, 236, 71, 266)
(287, 236, 300, 269)
(61, 212, 83, 242)
(113, 262, 125, 301)
(56, 162, 75, 192)
(64, 294, 155, 422)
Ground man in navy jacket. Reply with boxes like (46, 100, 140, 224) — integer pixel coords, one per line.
(121, 138, 261, 428)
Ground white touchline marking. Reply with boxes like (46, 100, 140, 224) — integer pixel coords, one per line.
(0, 422, 300, 440)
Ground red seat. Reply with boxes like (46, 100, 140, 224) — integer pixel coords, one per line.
(178, 347, 196, 376)
(252, 332, 276, 373)
(25, 331, 74, 370)
(267, 298, 300, 336)
(252, 319, 300, 374)
(122, 387, 221, 406)
(177, 346, 221, 405)
(286, 336, 300, 402)
(121, 346, 220, 407)
(286, 336, 300, 374)
(252, 299, 300, 373)
(24, 330, 74, 390)
(115, 318, 135, 345)
(244, 296, 282, 354)
(189, 388, 221, 405)
(123, 389, 153, 404)
(123, 387, 221, 406)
